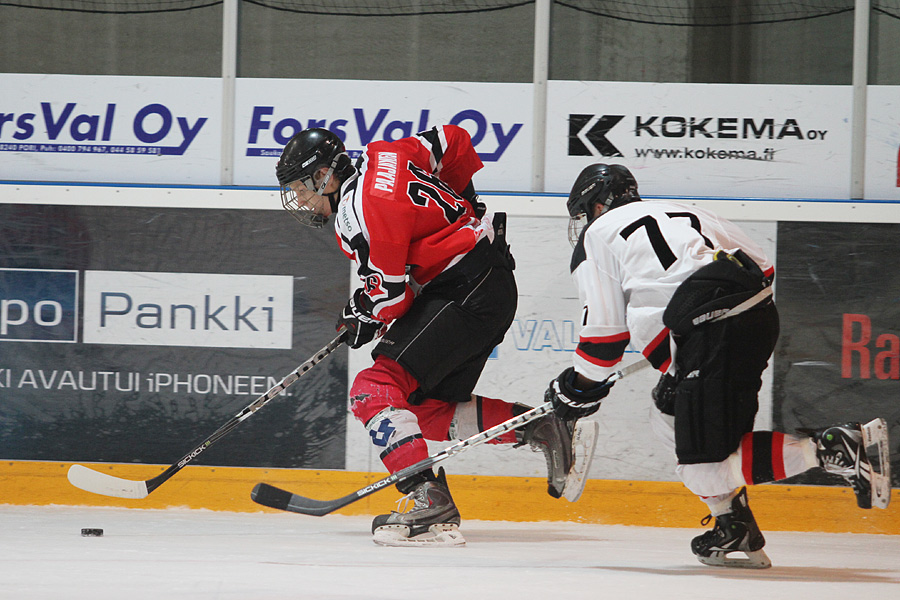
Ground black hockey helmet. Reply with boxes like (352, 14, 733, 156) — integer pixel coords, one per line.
(567, 163, 640, 219)
(566, 164, 640, 246)
(276, 128, 355, 228)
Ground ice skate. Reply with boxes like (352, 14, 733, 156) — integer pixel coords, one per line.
(519, 412, 598, 502)
(371, 467, 465, 547)
(562, 419, 599, 501)
(800, 418, 891, 509)
(691, 487, 771, 569)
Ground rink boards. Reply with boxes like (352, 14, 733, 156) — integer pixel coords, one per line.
(0, 183, 897, 534)
(3, 460, 897, 535)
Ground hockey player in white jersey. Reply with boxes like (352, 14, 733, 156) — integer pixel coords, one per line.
(545, 163, 891, 569)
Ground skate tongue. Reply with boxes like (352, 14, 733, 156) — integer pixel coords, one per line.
(373, 524, 466, 547)
(696, 548, 771, 570)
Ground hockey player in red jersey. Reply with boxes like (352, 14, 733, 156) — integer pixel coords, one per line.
(545, 163, 891, 568)
(276, 125, 592, 546)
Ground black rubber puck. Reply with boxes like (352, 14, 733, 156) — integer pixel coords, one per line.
(81, 528, 104, 537)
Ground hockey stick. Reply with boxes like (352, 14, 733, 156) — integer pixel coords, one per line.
(251, 358, 651, 516)
(67, 331, 347, 499)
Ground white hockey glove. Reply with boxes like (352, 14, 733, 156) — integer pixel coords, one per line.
(337, 289, 387, 349)
(545, 367, 613, 421)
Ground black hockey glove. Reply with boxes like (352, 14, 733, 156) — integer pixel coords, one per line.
(337, 289, 386, 349)
(461, 180, 487, 219)
(545, 367, 613, 421)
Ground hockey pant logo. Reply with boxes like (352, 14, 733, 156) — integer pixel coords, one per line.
(369, 419, 396, 447)
(366, 407, 420, 448)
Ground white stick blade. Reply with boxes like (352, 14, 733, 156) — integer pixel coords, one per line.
(861, 418, 892, 510)
(67, 464, 149, 499)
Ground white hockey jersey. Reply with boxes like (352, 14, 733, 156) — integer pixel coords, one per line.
(570, 200, 774, 382)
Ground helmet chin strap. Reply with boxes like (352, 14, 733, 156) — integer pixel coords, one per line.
(315, 166, 335, 195)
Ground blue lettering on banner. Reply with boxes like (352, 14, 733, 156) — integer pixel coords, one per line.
(511, 319, 579, 352)
(0, 269, 78, 343)
(0, 143, 161, 154)
(508, 318, 641, 355)
(244, 107, 522, 162)
(0, 102, 208, 156)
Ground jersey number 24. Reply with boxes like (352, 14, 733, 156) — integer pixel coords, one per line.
(405, 162, 467, 224)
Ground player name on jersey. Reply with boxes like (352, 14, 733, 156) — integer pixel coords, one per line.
(373, 152, 398, 192)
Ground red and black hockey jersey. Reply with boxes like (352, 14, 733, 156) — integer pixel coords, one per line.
(333, 125, 492, 324)
(570, 200, 775, 382)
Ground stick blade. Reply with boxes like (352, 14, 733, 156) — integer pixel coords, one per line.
(251, 483, 343, 517)
(251, 482, 293, 510)
(67, 464, 149, 499)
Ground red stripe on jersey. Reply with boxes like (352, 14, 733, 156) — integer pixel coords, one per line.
(576, 331, 630, 367)
(575, 347, 624, 368)
(642, 327, 672, 372)
(771, 431, 786, 480)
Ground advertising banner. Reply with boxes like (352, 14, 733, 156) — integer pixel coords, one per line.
(0, 204, 349, 468)
(82, 271, 294, 349)
(545, 81, 853, 199)
(233, 78, 533, 190)
(865, 86, 900, 200)
(774, 222, 900, 486)
(0, 268, 79, 343)
(0, 74, 222, 185)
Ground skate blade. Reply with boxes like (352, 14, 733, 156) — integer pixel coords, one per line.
(861, 418, 892, 509)
(372, 524, 466, 547)
(562, 420, 600, 503)
(696, 548, 772, 569)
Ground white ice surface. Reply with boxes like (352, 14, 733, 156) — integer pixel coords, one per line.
(3, 504, 898, 600)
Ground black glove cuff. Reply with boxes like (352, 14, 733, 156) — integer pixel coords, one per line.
(546, 367, 610, 421)
(557, 367, 611, 404)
